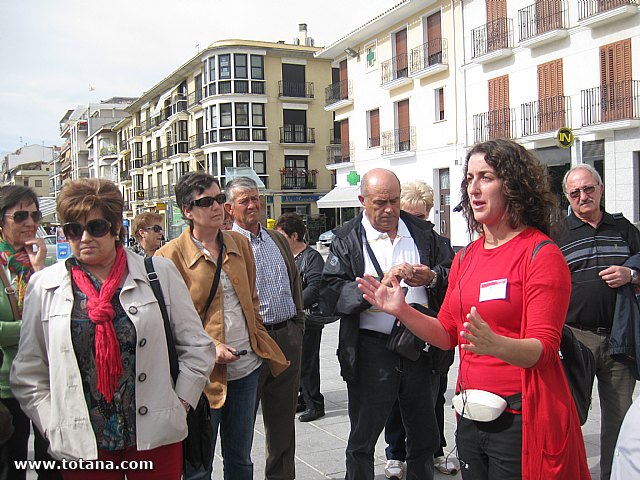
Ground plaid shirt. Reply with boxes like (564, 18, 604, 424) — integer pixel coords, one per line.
(232, 223, 297, 325)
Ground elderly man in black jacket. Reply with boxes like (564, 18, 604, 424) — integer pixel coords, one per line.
(320, 168, 454, 480)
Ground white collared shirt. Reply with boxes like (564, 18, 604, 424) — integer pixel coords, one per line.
(359, 215, 429, 334)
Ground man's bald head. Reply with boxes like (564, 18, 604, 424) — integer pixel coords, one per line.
(358, 168, 402, 235)
(360, 168, 401, 197)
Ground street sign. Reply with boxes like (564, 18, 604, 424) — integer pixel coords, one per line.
(557, 127, 574, 148)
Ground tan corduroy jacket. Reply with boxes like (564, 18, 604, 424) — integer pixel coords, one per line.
(156, 228, 289, 408)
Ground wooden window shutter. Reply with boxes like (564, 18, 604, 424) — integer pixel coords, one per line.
(600, 38, 632, 121)
(427, 12, 441, 44)
(369, 109, 380, 147)
(339, 60, 348, 99)
(488, 75, 510, 139)
(538, 59, 564, 132)
(397, 99, 410, 148)
(395, 29, 408, 74)
(340, 119, 350, 161)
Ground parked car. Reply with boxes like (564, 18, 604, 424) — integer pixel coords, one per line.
(318, 229, 336, 247)
(41, 235, 57, 266)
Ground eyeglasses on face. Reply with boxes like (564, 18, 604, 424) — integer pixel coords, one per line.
(143, 225, 164, 233)
(567, 185, 597, 200)
(4, 211, 43, 223)
(63, 219, 112, 241)
(190, 193, 227, 208)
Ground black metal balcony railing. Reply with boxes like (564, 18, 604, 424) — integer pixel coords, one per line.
(187, 89, 203, 107)
(325, 79, 352, 106)
(329, 129, 341, 145)
(279, 125, 316, 144)
(581, 80, 640, 126)
(381, 127, 417, 155)
(410, 39, 448, 73)
(521, 95, 571, 136)
(151, 150, 159, 163)
(380, 54, 409, 85)
(472, 18, 514, 58)
(578, 0, 639, 20)
(473, 108, 517, 143)
(140, 120, 148, 132)
(278, 81, 314, 99)
(120, 170, 130, 182)
(519, 1, 568, 41)
(326, 143, 354, 165)
(280, 168, 318, 190)
(142, 153, 151, 166)
(189, 133, 205, 150)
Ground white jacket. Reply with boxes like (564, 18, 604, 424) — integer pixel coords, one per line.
(10, 249, 215, 460)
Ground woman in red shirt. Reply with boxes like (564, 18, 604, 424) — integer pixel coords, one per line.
(357, 139, 590, 480)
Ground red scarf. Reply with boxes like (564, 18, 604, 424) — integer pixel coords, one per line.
(71, 245, 127, 402)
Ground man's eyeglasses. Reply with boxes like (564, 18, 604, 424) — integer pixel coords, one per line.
(567, 185, 597, 200)
(143, 225, 163, 233)
(63, 219, 112, 241)
(190, 193, 227, 208)
(4, 211, 42, 223)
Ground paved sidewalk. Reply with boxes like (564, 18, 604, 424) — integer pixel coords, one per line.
(212, 320, 625, 479)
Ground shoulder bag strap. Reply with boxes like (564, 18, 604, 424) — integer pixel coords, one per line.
(144, 257, 179, 384)
(203, 230, 224, 315)
(0, 266, 20, 321)
(362, 231, 385, 280)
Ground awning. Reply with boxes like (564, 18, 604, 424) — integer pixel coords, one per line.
(317, 185, 361, 209)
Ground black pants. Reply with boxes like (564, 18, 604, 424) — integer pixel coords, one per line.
(456, 412, 522, 480)
(0, 397, 61, 480)
(299, 324, 324, 411)
(345, 332, 439, 480)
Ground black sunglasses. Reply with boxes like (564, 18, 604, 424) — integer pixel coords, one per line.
(143, 225, 164, 233)
(4, 210, 42, 223)
(190, 193, 227, 208)
(63, 219, 112, 241)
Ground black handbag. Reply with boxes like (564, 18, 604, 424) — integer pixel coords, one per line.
(144, 242, 223, 470)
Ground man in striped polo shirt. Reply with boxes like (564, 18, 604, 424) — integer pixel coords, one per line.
(554, 164, 640, 480)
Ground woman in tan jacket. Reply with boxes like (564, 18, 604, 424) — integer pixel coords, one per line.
(156, 172, 288, 480)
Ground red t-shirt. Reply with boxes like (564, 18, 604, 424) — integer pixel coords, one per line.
(439, 227, 570, 398)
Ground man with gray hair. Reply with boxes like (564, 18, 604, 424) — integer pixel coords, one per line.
(320, 168, 453, 480)
(554, 164, 640, 480)
(225, 176, 303, 480)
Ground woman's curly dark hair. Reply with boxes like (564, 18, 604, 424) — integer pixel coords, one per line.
(459, 139, 559, 236)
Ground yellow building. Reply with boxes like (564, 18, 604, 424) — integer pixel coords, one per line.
(114, 25, 335, 239)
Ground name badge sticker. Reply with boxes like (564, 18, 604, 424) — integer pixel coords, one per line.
(478, 278, 508, 302)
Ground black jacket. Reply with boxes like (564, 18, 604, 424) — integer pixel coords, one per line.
(320, 212, 454, 383)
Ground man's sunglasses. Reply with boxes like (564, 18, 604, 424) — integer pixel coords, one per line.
(567, 185, 597, 200)
(190, 193, 227, 208)
(4, 211, 42, 223)
(143, 225, 164, 233)
(63, 219, 112, 241)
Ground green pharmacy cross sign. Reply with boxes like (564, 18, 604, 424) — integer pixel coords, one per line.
(367, 47, 375, 67)
(347, 171, 361, 186)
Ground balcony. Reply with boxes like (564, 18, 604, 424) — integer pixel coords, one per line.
(409, 39, 448, 79)
(279, 168, 318, 190)
(381, 127, 417, 156)
(581, 80, 640, 130)
(189, 133, 205, 151)
(324, 80, 353, 111)
(521, 96, 571, 137)
(473, 108, 517, 143)
(380, 54, 412, 90)
(130, 126, 142, 138)
(140, 120, 148, 132)
(471, 18, 514, 64)
(171, 94, 187, 116)
(578, 0, 639, 27)
(120, 170, 131, 182)
(518, 1, 569, 48)
(187, 89, 203, 108)
(278, 81, 314, 100)
(99, 145, 117, 158)
(279, 125, 316, 144)
(326, 143, 354, 167)
(132, 158, 143, 169)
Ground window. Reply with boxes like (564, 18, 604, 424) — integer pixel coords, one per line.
(253, 151, 266, 174)
(367, 109, 380, 147)
(220, 104, 232, 127)
(219, 54, 231, 79)
(208, 56, 216, 82)
(435, 88, 445, 121)
(251, 55, 264, 79)
(235, 103, 249, 126)
(252, 104, 265, 126)
(221, 151, 233, 171)
(237, 150, 251, 167)
(35, 180, 42, 187)
(209, 105, 217, 128)
(234, 54, 248, 78)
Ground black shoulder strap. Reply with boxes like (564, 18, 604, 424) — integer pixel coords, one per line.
(203, 230, 224, 316)
(144, 257, 179, 384)
(362, 231, 385, 280)
(531, 240, 553, 262)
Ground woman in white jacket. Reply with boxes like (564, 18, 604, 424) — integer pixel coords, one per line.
(10, 178, 215, 479)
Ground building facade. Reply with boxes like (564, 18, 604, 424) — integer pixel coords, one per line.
(114, 26, 335, 239)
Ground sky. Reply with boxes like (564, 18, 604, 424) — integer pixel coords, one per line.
(0, 0, 395, 155)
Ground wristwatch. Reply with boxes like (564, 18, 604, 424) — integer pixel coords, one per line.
(428, 272, 438, 288)
(630, 268, 638, 284)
